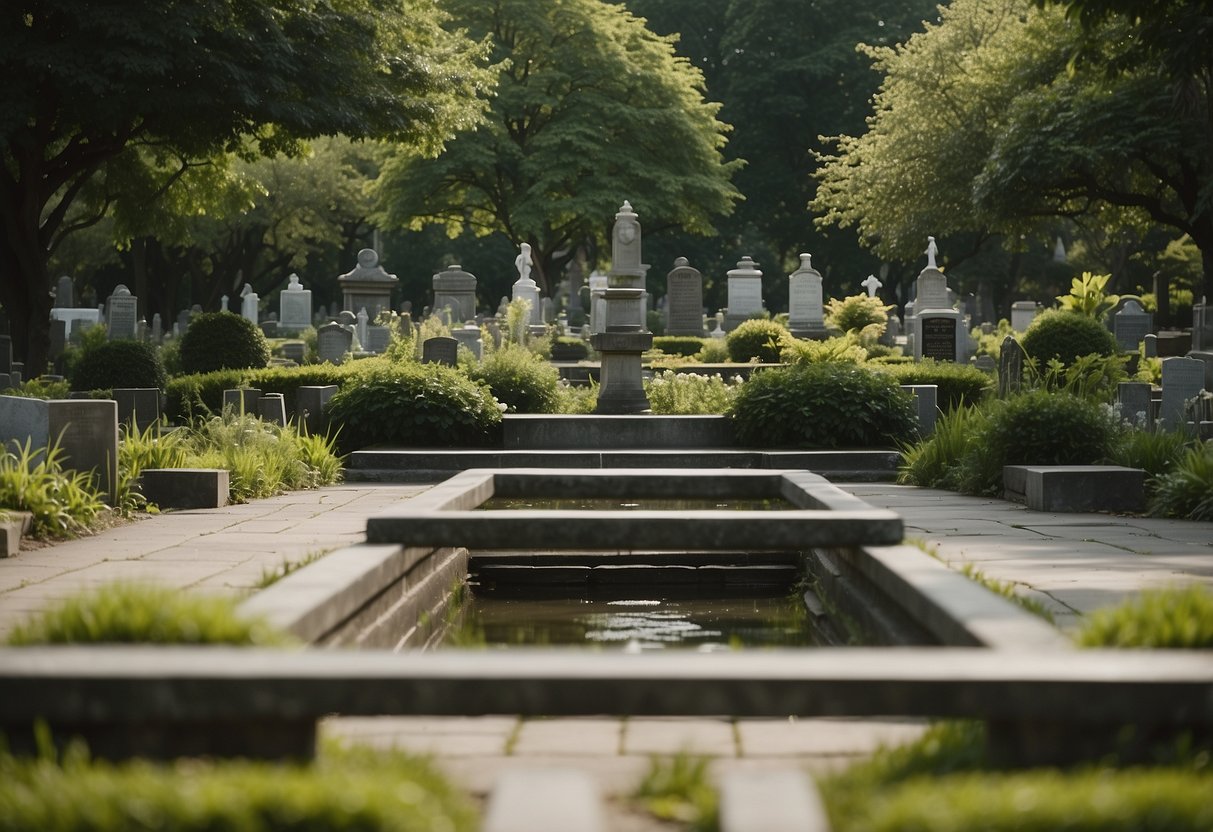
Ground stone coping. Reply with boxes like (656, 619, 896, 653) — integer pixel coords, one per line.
(364, 468, 904, 549)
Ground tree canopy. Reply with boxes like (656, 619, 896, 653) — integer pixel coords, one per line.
(0, 0, 492, 371)
(373, 0, 742, 294)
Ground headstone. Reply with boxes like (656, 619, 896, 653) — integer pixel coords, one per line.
(432, 264, 478, 323)
(176, 308, 193, 335)
(221, 388, 262, 416)
(338, 249, 398, 320)
(257, 394, 287, 426)
(1110, 298, 1152, 351)
(337, 309, 357, 328)
(541, 297, 554, 324)
(296, 385, 338, 434)
(901, 384, 938, 437)
(49, 307, 101, 340)
(787, 253, 827, 339)
(149, 313, 161, 345)
(588, 271, 609, 334)
(998, 335, 1026, 397)
(281, 341, 306, 364)
(113, 388, 161, 432)
(512, 244, 542, 326)
(665, 257, 706, 337)
(54, 276, 74, 308)
(105, 285, 138, 340)
(317, 322, 353, 365)
(452, 322, 483, 360)
(917, 312, 962, 362)
(974, 354, 996, 373)
(915, 268, 950, 311)
(278, 273, 313, 333)
(1144, 333, 1158, 358)
(1192, 301, 1211, 351)
(1160, 356, 1206, 431)
(422, 335, 458, 366)
(0, 396, 119, 504)
(723, 256, 764, 332)
(1117, 381, 1154, 429)
(220, 294, 229, 313)
(1011, 301, 1039, 333)
(240, 283, 259, 326)
(364, 325, 391, 354)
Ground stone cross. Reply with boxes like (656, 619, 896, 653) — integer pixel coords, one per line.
(861, 274, 883, 298)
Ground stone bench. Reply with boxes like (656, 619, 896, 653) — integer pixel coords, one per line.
(138, 468, 229, 509)
(1004, 465, 1145, 513)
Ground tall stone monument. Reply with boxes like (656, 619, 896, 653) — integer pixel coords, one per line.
(911, 237, 965, 363)
(664, 257, 705, 337)
(787, 253, 827, 340)
(278, 274, 313, 333)
(433, 264, 478, 324)
(54, 276, 74, 308)
(338, 248, 397, 319)
(723, 256, 764, 332)
(592, 200, 653, 414)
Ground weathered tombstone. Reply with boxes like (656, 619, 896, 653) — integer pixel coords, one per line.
(998, 335, 1026, 398)
(901, 384, 938, 437)
(422, 335, 458, 366)
(974, 354, 996, 373)
(240, 283, 259, 326)
(296, 385, 338, 434)
(336, 309, 357, 328)
(1117, 381, 1154, 429)
(281, 341, 306, 364)
(222, 388, 262, 416)
(278, 273, 313, 333)
(723, 256, 764, 332)
(0, 396, 119, 504)
(54, 276, 74, 308)
(1011, 301, 1039, 333)
(176, 308, 193, 335)
(787, 253, 827, 340)
(364, 325, 391, 354)
(433, 264, 478, 323)
(452, 322, 483, 360)
(50, 307, 101, 340)
(881, 311, 901, 347)
(113, 388, 161, 432)
(338, 248, 398, 320)
(48, 319, 66, 361)
(1111, 298, 1152, 351)
(1160, 356, 1206, 431)
(1144, 333, 1158, 358)
(664, 257, 705, 337)
(257, 394, 287, 426)
(512, 243, 542, 326)
(917, 312, 963, 362)
(317, 322, 353, 365)
(150, 313, 162, 345)
(106, 285, 138, 340)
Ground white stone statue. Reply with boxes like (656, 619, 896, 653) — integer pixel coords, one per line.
(515, 243, 534, 284)
(925, 236, 939, 270)
(861, 274, 883, 298)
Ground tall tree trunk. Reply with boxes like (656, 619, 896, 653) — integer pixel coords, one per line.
(0, 207, 52, 377)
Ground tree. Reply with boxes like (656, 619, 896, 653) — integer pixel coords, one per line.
(0, 0, 491, 373)
(374, 0, 742, 294)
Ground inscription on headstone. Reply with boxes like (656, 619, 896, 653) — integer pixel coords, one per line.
(919, 315, 958, 361)
(787, 253, 826, 338)
(1113, 299, 1151, 351)
(724, 256, 763, 331)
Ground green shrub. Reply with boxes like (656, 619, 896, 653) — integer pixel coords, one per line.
(5, 377, 71, 400)
(1149, 442, 1213, 520)
(652, 336, 708, 358)
(780, 334, 867, 365)
(955, 389, 1119, 495)
(556, 380, 598, 414)
(0, 441, 106, 537)
(696, 338, 731, 363)
(550, 336, 590, 361)
(0, 746, 477, 832)
(69, 339, 166, 392)
(1110, 429, 1197, 484)
(178, 311, 270, 375)
(326, 363, 503, 450)
(466, 344, 560, 413)
(1020, 309, 1120, 365)
(1026, 351, 1129, 401)
(164, 362, 375, 422)
(726, 318, 790, 363)
(730, 364, 917, 448)
(645, 370, 744, 415)
(824, 294, 892, 334)
(1076, 585, 1213, 649)
(898, 404, 989, 490)
(876, 360, 993, 411)
(6, 583, 289, 646)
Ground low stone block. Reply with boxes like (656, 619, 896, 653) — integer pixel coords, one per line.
(1, 511, 34, 557)
(1005, 465, 1145, 513)
(719, 770, 830, 832)
(138, 468, 229, 509)
(483, 769, 604, 832)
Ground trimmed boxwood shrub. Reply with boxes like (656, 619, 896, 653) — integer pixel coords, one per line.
(325, 363, 503, 450)
(726, 319, 790, 363)
(1020, 309, 1119, 365)
(69, 339, 166, 392)
(875, 360, 992, 411)
(164, 362, 374, 422)
(729, 363, 917, 448)
(178, 311, 270, 375)
(466, 345, 561, 413)
(652, 336, 708, 358)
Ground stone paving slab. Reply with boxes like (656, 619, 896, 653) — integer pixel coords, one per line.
(623, 717, 738, 757)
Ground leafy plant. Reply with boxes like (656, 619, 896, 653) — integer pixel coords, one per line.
(824, 293, 892, 334)
(725, 318, 790, 363)
(1149, 442, 1213, 520)
(780, 333, 868, 365)
(652, 336, 709, 358)
(1110, 429, 1196, 485)
(876, 359, 993, 411)
(556, 380, 599, 414)
(6, 377, 70, 400)
(645, 370, 744, 415)
(1020, 308, 1121, 365)
(633, 753, 718, 832)
(898, 404, 990, 490)
(177, 311, 271, 375)
(6, 582, 291, 646)
(69, 338, 166, 392)
(1076, 586, 1213, 649)
(0, 440, 106, 538)
(696, 338, 731, 363)
(1056, 271, 1119, 318)
(465, 344, 561, 413)
(730, 363, 917, 448)
(115, 420, 191, 513)
(1024, 352, 1129, 401)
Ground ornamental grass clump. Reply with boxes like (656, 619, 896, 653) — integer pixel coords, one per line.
(1149, 441, 1213, 521)
(0, 440, 106, 538)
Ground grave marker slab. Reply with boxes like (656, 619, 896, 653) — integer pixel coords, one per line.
(917, 313, 961, 362)
(1117, 382, 1153, 429)
(365, 326, 391, 354)
(787, 253, 826, 339)
(278, 274, 312, 333)
(1160, 356, 1206, 430)
(55, 276, 74, 308)
(1010, 301, 1039, 332)
(317, 323, 353, 365)
(105, 285, 138, 340)
(432, 264, 478, 324)
(665, 257, 705, 337)
(1112, 299, 1151, 351)
(724, 256, 763, 332)
(998, 336, 1025, 397)
(422, 336, 459, 366)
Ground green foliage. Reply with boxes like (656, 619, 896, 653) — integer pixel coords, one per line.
(0, 744, 477, 832)
(116, 421, 191, 513)
(780, 334, 868, 365)
(633, 754, 718, 832)
(1057, 271, 1119, 318)
(696, 338, 731, 363)
(898, 405, 991, 491)
(69, 338, 166, 392)
(876, 361, 993, 411)
(1076, 586, 1213, 649)
(645, 370, 744, 415)
(255, 549, 330, 590)
(730, 364, 917, 448)
(163, 362, 373, 422)
(6, 583, 289, 646)
(1025, 352, 1130, 401)
(325, 364, 503, 450)
(550, 336, 590, 361)
(726, 318, 790, 363)
(970, 318, 1014, 359)
(0, 440, 106, 538)
(555, 381, 599, 414)
(178, 312, 270, 375)
(466, 344, 561, 414)
(652, 336, 709, 358)
(5, 377, 70, 400)
(824, 294, 892, 334)
(1110, 429, 1197, 484)
(1020, 309, 1121, 365)
(1149, 442, 1213, 521)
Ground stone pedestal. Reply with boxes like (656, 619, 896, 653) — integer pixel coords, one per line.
(338, 249, 397, 319)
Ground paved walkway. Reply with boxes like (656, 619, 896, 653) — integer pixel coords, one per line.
(3, 480, 1211, 821)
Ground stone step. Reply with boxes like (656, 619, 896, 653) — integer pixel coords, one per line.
(483, 769, 605, 832)
(719, 769, 831, 832)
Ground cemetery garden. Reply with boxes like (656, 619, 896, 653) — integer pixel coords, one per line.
(3, 0, 1213, 829)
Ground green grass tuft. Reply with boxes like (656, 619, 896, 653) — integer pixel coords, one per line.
(633, 752, 719, 831)
(1075, 585, 1213, 649)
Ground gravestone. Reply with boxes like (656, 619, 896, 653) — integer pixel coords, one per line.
(296, 385, 338, 434)
(113, 388, 161, 432)
(566, 253, 586, 325)
(176, 308, 193, 336)
(50, 307, 101, 340)
(1011, 301, 1039, 332)
(974, 354, 996, 373)
(1117, 382, 1153, 429)
(918, 312, 962, 362)
(511, 244, 542, 326)
(432, 264, 478, 324)
(337, 309, 357, 328)
(257, 394, 286, 426)
(220, 294, 230, 313)
(317, 322, 353, 365)
(1111, 298, 1152, 351)
(364, 325, 391, 354)
(1161, 356, 1206, 431)
(55, 276, 74, 308)
(338, 249, 398, 320)
(0, 396, 119, 504)
(1193, 301, 1211, 351)
(998, 335, 1026, 398)
(452, 322, 483, 360)
(240, 283, 259, 326)
(723, 256, 763, 332)
(278, 274, 312, 333)
(787, 253, 827, 340)
(541, 297, 554, 324)
(1144, 333, 1157, 358)
(105, 285, 138, 340)
(664, 257, 705, 337)
(281, 341, 306, 364)
(915, 269, 950, 311)
(588, 271, 609, 334)
(422, 335, 458, 366)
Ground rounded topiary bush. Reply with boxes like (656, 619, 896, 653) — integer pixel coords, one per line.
(729, 363, 917, 448)
(958, 388, 1118, 495)
(466, 345, 561, 413)
(178, 311, 270, 375)
(824, 294, 890, 334)
(1020, 309, 1120, 365)
(652, 336, 708, 358)
(69, 339, 167, 392)
(726, 319, 790, 363)
(325, 363, 503, 450)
